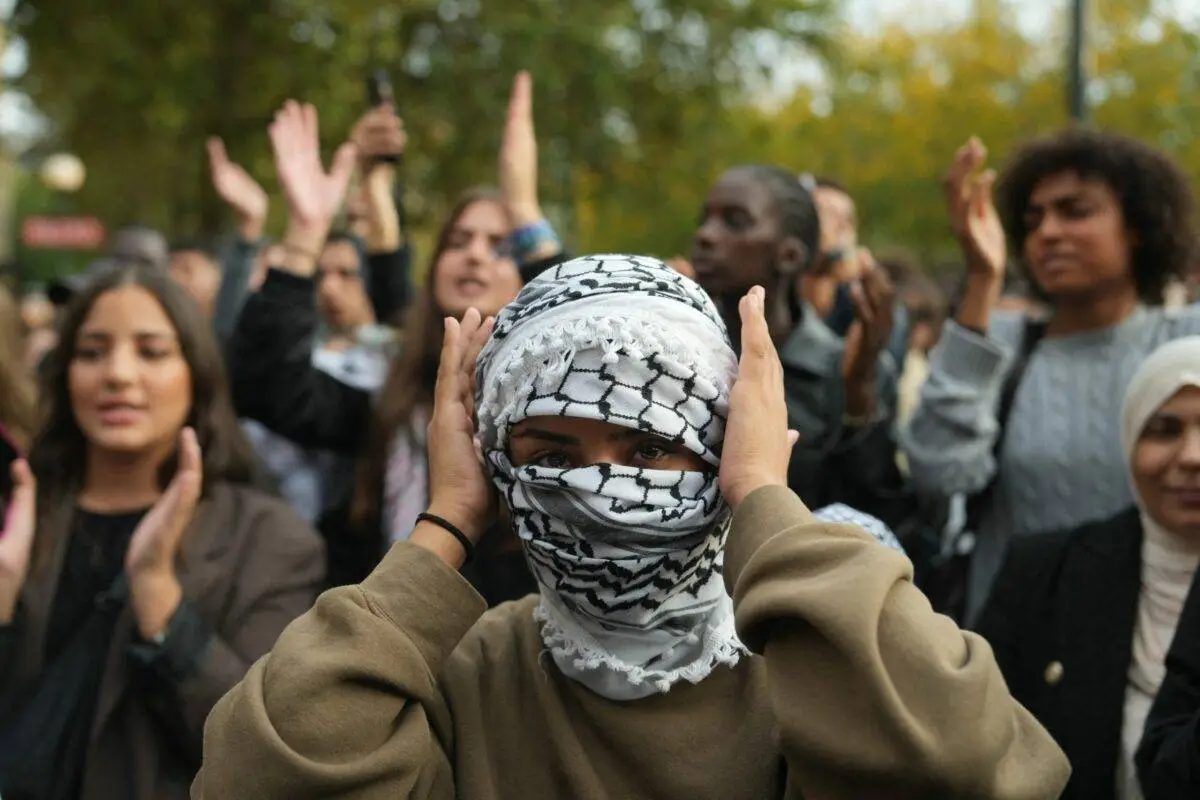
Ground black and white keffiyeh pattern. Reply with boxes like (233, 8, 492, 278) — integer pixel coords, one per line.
(475, 254, 906, 700)
(477, 255, 743, 699)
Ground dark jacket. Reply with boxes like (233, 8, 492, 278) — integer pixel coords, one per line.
(0, 483, 324, 800)
(975, 507, 1144, 800)
(779, 303, 912, 529)
(1136, 564, 1200, 799)
(229, 257, 566, 592)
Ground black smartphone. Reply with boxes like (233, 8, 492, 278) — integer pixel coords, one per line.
(366, 71, 401, 165)
(0, 425, 21, 533)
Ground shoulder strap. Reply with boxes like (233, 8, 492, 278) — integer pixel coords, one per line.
(992, 318, 1047, 460)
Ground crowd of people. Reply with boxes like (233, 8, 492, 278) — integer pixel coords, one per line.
(0, 69, 1199, 799)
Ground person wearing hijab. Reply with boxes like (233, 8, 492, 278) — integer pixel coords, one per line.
(976, 335, 1200, 799)
(193, 255, 1067, 799)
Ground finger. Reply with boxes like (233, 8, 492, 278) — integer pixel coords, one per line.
(3, 459, 36, 535)
(303, 103, 319, 151)
(508, 71, 533, 132)
(737, 286, 778, 380)
(971, 169, 997, 219)
(461, 316, 494, 417)
(787, 430, 801, 448)
(173, 427, 203, 511)
(206, 137, 229, 169)
(849, 281, 874, 325)
(330, 142, 359, 194)
(434, 318, 465, 414)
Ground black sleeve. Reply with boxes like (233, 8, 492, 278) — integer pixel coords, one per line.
(973, 536, 1049, 684)
(0, 620, 15, 687)
(366, 245, 413, 327)
(519, 250, 570, 284)
(228, 269, 372, 453)
(1137, 571, 1200, 799)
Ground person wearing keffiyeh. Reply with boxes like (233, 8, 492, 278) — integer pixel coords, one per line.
(195, 255, 1068, 799)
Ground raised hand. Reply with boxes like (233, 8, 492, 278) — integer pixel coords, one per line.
(418, 308, 497, 564)
(499, 71, 543, 228)
(720, 287, 800, 510)
(944, 137, 1006, 280)
(842, 251, 896, 418)
(269, 100, 358, 230)
(207, 137, 269, 241)
(0, 459, 37, 623)
(351, 104, 407, 172)
(125, 427, 202, 638)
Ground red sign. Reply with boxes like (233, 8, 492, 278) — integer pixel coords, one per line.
(21, 216, 106, 250)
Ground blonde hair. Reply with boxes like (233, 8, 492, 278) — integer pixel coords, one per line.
(0, 282, 38, 447)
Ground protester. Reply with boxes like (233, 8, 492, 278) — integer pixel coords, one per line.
(0, 283, 38, 448)
(903, 130, 1200, 621)
(691, 165, 911, 528)
(18, 288, 58, 369)
(0, 265, 324, 799)
(168, 235, 224, 320)
(230, 73, 564, 598)
(194, 256, 1067, 798)
(976, 336, 1200, 799)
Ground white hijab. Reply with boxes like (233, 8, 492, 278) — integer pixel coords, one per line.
(1116, 336, 1200, 800)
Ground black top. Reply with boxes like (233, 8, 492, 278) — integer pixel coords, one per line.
(1137, 565, 1200, 799)
(975, 507, 1144, 800)
(45, 508, 146, 662)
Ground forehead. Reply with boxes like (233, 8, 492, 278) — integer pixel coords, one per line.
(1155, 384, 1200, 415)
(814, 185, 854, 213)
(454, 199, 509, 234)
(319, 240, 360, 267)
(1028, 170, 1117, 207)
(706, 170, 777, 218)
(78, 286, 176, 333)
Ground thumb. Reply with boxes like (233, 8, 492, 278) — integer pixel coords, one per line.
(787, 430, 801, 448)
(166, 428, 203, 530)
(330, 143, 359, 193)
(206, 137, 228, 169)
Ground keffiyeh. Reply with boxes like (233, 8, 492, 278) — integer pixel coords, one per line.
(475, 254, 903, 700)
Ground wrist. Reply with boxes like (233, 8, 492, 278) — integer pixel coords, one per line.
(843, 378, 876, 418)
(507, 203, 545, 229)
(130, 571, 183, 640)
(279, 220, 329, 277)
(237, 213, 266, 243)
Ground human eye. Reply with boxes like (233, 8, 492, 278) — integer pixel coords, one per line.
(532, 451, 573, 469)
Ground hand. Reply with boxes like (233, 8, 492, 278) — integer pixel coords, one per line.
(499, 71, 543, 227)
(944, 137, 1006, 280)
(269, 100, 358, 231)
(842, 251, 896, 406)
(666, 256, 696, 280)
(206, 137, 268, 240)
(0, 460, 36, 623)
(418, 308, 496, 563)
(125, 428, 202, 638)
(720, 287, 800, 510)
(352, 104, 406, 172)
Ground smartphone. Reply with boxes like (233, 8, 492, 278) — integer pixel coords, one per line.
(366, 71, 401, 165)
(0, 425, 21, 533)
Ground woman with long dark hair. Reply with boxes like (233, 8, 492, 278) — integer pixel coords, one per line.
(0, 266, 324, 800)
(230, 74, 565, 595)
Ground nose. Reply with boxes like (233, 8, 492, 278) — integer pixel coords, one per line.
(579, 444, 626, 469)
(465, 232, 492, 266)
(1035, 211, 1066, 242)
(1179, 426, 1200, 467)
(102, 343, 138, 387)
(694, 215, 718, 251)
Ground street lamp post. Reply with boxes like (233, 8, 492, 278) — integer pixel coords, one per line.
(1068, 0, 1088, 122)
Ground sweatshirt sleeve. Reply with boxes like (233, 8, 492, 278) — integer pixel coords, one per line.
(724, 485, 1070, 800)
(899, 316, 1021, 498)
(192, 542, 486, 799)
(212, 235, 261, 346)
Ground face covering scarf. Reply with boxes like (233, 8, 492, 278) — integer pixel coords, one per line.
(476, 254, 905, 701)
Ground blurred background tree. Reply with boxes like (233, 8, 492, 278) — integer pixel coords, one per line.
(4, 0, 1200, 281)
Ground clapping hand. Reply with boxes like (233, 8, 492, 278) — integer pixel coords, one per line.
(842, 251, 896, 418)
(125, 428, 203, 639)
(207, 137, 269, 241)
(944, 137, 1006, 280)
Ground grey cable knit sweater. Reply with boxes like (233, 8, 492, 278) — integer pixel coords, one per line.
(901, 304, 1200, 620)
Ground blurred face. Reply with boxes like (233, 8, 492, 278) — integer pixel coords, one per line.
(692, 170, 780, 295)
(509, 416, 707, 472)
(69, 286, 192, 457)
(169, 250, 222, 318)
(1022, 171, 1135, 302)
(20, 294, 54, 332)
(432, 199, 522, 317)
(814, 185, 857, 259)
(1132, 386, 1200, 540)
(316, 240, 374, 331)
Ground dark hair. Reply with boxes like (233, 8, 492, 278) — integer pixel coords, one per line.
(814, 175, 851, 196)
(996, 127, 1198, 304)
(168, 234, 221, 262)
(29, 265, 257, 570)
(351, 188, 503, 525)
(736, 165, 822, 270)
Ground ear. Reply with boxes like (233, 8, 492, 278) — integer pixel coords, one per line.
(775, 236, 809, 278)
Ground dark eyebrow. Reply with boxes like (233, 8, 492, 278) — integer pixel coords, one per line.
(77, 330, 177, 342)
(511, 428, 579, 446)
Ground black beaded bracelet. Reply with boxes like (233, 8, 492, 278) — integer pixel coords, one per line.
(416, 512, 475, 564)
